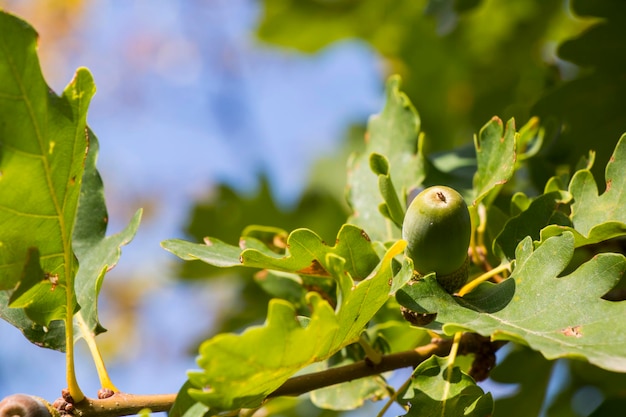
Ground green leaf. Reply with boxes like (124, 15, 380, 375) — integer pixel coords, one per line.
(397, 232, 626, 372)
(370, 153, 405, 228)
(0, 291, 65, 349)
(399, 355, 493, 416)
(495, 190, 571, 259)
(255, 270, 306, 302)
(540, 134, 626, 247)
(178, 178, 347, 279)
(169, 380, 210, 417)
(516, 116, 543, 161)
(472, 117, 516, 206)
(71, 125, 142, 344)
(185, 240, 405, 410)
(567, 133, 626, 237)
(0, 12, 92, 332)
(8, 248, 65, 325)
(163, 224, 380, 281)
(346, 76, 426, 242)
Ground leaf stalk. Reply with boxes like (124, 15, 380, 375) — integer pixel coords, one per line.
(76, 314, 119, 391)
(459, 262, 511, 296)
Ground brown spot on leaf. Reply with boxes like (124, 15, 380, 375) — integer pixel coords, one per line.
(45, 273, 59, 291)
(606, 178, 612, 192)
(561, 325, 583, 338)
(297, 259, 329, 276)
(400, 306, 436, 326)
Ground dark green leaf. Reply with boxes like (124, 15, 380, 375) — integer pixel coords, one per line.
(495, 190, 570, 259)
(170, 380, 210, 417)
(9, 248, 66, 325)
(399, 355, 493, 416)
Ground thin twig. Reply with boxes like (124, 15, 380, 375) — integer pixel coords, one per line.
(55, 334, 500, 417)
(72, 393, 176, 417)
(268, 339, 453, 398)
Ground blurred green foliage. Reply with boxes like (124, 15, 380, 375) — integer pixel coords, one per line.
(257, 0, 580, 155)
(257, 0, 626, 187)
(533, 0, 626, 185)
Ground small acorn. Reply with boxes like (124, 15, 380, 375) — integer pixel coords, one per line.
(0, 394, 51, 417)
(402, 186, 471, 293)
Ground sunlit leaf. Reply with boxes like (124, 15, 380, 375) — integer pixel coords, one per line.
(540, 134, 626, 247)
(163, 224, 380, 280)
(472, 117, 516, 206)
(346, 76, 426, 242)
(185, 241, 405, 410)
(0, 13, 92, 345)
(72, 128, 142, 341)
(179, 179, 347, 279)
(370, 152, 405, 228)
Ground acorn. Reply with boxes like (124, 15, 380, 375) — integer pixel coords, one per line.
(402, 186, 471, 293)
(0, 394, 51, 417)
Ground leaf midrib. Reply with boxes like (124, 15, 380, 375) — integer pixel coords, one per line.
(1, 29, 79, 309)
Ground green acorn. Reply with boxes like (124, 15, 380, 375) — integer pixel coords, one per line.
(402, 186, 471, 293)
